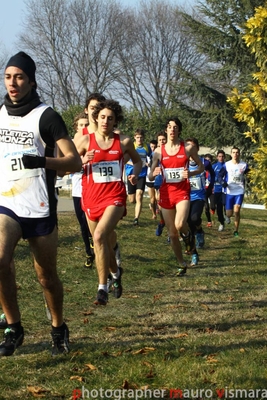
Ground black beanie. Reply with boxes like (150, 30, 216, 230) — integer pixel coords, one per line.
(5, 51, 37, 88)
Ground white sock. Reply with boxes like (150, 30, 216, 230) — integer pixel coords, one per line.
(111, 269, 120, 280)
(98, 284, 108, 293)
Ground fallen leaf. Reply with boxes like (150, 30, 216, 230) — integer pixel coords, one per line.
(85, 363, 97, 370)
(143, 361, 153, 367)
(122, 380, 129, 389)
(70, 376, 84, 382)
(104, 326, 116, 331)
(206, 354, 218, 363)
(174, 333, 188, 338)
(200, 303, 210, 310)
(82, 310, 94, 316)
(153, 294, 163, 302)
(240, 348, 245, 353)
(132, 347, 156, 355)
(27, 386, 50, 398)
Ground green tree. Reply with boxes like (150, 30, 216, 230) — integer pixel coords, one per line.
(61, 105, 84, 138)
(228, 3, 267, 205)
(176, 0, 264, 150)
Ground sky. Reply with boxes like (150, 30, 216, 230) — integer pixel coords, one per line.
(0, 0, 194, 54)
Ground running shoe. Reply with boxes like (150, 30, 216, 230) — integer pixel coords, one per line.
(114, 243, 121, 268)
(111, 267, 123, 299)
(0, 314, 7, 329)
(89, 237, 94, 251)
(206, 222, 212, 228)
(0, 326, 24, 357)
(225, 216, 231, 224)
(195, 231, 204, 249)
(177, 262, 187, 277)
(133, 218, 139, 227)
(156, 222, 165, 236)
(94, 289, 108, 305)
(84, 254, 95, 269)
(210, 209, 215, 215)
(234, 231, 239, 237)
(218, 224, 224, 232)
(51, 323, 70, 356)
(191, 253, 199, 266)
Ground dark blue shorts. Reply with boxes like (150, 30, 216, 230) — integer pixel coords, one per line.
(0, 206, 58, 239)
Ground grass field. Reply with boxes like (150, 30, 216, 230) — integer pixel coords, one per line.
(0, 197, 266, 400)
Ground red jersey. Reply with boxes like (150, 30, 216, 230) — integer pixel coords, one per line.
(159, 141, 190, 208)
(81, 133, 126, 216)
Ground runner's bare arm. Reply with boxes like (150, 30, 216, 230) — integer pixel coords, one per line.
(186, 143, 204, 177)
(148, 148, 161, 181)
(121, 136, 142, 185)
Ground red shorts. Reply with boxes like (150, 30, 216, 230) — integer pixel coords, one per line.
(159, 188, 190, 209)
(83, 202, 127, 222)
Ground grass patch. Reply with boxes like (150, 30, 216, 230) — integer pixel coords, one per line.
(0, 197, 266, 399)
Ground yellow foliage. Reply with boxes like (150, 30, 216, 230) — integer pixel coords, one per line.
(227, 4, 267, 206)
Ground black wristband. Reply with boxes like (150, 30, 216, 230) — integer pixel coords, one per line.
(22, 154, 46, 169)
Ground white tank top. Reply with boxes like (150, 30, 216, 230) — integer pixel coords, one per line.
(0, 104, 52, 217)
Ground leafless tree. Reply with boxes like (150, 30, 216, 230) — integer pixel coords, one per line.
(113, 0, 206, 115)
(20, 0, 126, 108)
(18, 0, 204, 114)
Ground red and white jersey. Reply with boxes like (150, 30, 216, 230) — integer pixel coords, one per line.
(81, 133, 126, 210)
(160, 141, 190, 193)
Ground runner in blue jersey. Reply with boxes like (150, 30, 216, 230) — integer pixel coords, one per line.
(212, 150, 227, 231)
(125, 129, 150, 226)
(186, 138, 215, 266)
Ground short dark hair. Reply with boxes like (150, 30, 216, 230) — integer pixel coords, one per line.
(204, 153, 213, 162)
(92, 99, 124, 127)
(150, 139, 157, 146)
(185, 137, 199, 150)
(231, 146, 240, 152)
(217, 150, 225, 156)
(85, 93, 106, 108)
(165, 117, 182, 132)
(156, 131, 167, 139)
